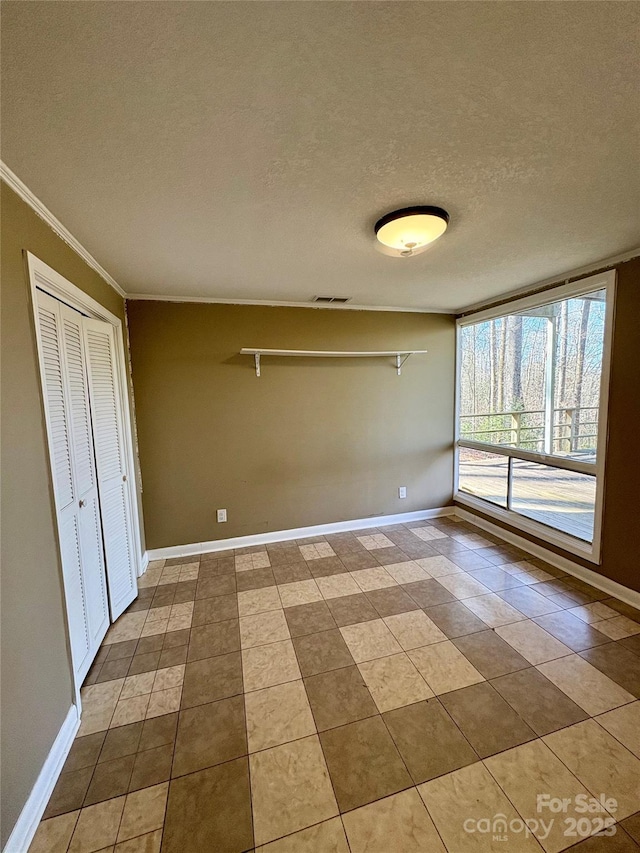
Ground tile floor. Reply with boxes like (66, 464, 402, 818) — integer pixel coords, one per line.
(30, 517, 640, 852)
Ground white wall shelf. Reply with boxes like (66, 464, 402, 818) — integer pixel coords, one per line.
(240, 347, 428, 377)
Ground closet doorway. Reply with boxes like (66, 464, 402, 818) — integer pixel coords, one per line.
(28, 253, 142, 692)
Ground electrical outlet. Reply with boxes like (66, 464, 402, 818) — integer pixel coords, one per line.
(398, 486, 407, 499)
(217, 509, 227, 523)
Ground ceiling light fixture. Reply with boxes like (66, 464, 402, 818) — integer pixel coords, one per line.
(374, 206, 450, 257)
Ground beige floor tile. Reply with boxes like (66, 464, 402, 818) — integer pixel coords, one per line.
(436, 573, 491, 600)
(103, 613, 147, 645)
(68, 797, 125, 853)
(299, 542, 336, 560)
(235, 552, 271, 571)
(485, 740, 595, 852)
(357, 534, 394, 550)
(120, 672, 155, 700)
(28, 811, 79, 853)
(145, 606, 172, 624)
(340, 619, 402, 662)
(358, 653, 433, 712)
(383, 561, 431, 584)
(596, 702, 640, 758)
(544, 719, 640, 819)
(146, 686, 182, 718)
(418, 761, 542, 851)
(351, 567, 397, 592)
(384, 610, 447, 650)
(77, 706, 116, 737)
(166, 614, 193, 632)
(415, 556, 463, 577)
(278, 580, 323, 608)
(237, 586, 282, 617)
(343, 787, 446, 853)
(152, 665, 185, 692)
(316, 573, 361, 599)
(495, 621, 573, 665)
(250, 734, 338, 845)
(111, 693, 151, 728)
(595, 616, 640, 640)
(240, 609, 290, 648)
(537, 654, 636, 716)
(245, 679, 316, 752)
(463, 593, 528, 628)
(242, 639, 301, 692)
(140, 618, 168, 637)
(568, 603, 619, 624)
(408, 640, 484, 695)
(117, 783, 168, 842)
(115, 829, 161, 852)
(256, 817, 349, 852)
(81, 679, 125, 708)
(411, 526, 448, 541)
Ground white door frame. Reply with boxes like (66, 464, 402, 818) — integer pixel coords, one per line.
(27, 252, 144, 703)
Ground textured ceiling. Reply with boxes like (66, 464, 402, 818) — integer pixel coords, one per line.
(2, 1, 639, 310)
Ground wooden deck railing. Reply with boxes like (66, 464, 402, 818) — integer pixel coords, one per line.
(460, 406, 598, 454)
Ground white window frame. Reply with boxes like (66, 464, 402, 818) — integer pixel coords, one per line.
(454, 270, 616, 563)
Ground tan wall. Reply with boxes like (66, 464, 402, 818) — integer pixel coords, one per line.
(127, 302, 456, 550)
(458, 256, 640, 593)
(0, 184, 130, 846)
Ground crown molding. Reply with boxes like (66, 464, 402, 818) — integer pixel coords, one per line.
(1, 161, 126, 298)
(126, 292, 453, 314)
(457, 246, 640, 316)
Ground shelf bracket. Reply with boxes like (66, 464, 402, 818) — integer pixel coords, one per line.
(396, 353, 411, 375)
(254, 353, 261, 377)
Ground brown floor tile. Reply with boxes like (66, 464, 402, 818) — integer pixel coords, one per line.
(173, 580, 197, 603)
(138, 713, 178, 752)
(63, 731, 106, 773)
(621, 813, 640, 844)
(172, 695, 247, 777)
(196, 574, 236, 599)
(424, 601, 488, 638)
(579, 642, 640, 697)
(129, 743, 173, 791)
(304, 665, 378, 731)
(366, 586, 419, 617)
(162, 758, 253, 853)
(95, 657, 132, 683)
(151, 586, 177, 608)
(106, 639, 139, 660)
(565, 826, 640, 851)
(452, 630, 530, 679)
(84, 753, 135, 805)
(620, 635, 640, 657)
(373, 546, 413, 564)
(449, 551, 492, 571)
(496, 585, 564, 617)
(308, 556, 348, 578)
(236, 566, 276, 592)
(192, 593, 239, 626)
(159, 645, 188, 668)
(128, 651, 161, 675)
(468, 567, 523, 591)
(273, 561, 313, 585)
(563, 577, 608, 601)
(284, 600, 337, 637)
(163, 628, 190, 648)
(198, 556, 235, 576)
(326, 593, 378, 627)
(267, 545, 306, 567)
(99, 722, 143, 763)
(533, 611, 612, 651)
(126, 596, 152, 613)
(293, 629, 355, 676)
(181, 651, 243, 708)
(187, 619, 240, 661)
(165, 556, 196, 567)
(440, 681, 536, 758)
(136, 635, 165, 655)
(43, 767, 93, 818)
(319, 716, 412, 812)
(491, 667, 588, 736)
(383, 698, 477, 784)
(403, 579, 457, 608)
(604, 599, 640, 621)
(339, 552, 379, 572)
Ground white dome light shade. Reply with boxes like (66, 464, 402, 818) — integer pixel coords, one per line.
(374, 206, 449, 256)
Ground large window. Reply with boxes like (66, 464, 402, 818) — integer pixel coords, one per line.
(456, 271, 614, 561)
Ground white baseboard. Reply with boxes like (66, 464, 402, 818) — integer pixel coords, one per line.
(3, 704, 80, 853)
(145, 506, 456, 562)
(456, 507, 640, 610)
(138, 550, 149, 577)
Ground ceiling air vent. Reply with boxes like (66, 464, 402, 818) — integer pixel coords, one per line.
(312, 296, 352, 304)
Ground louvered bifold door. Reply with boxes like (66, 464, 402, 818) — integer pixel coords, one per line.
(83, 318, 137, 620)
(36, 291, 110, 682)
